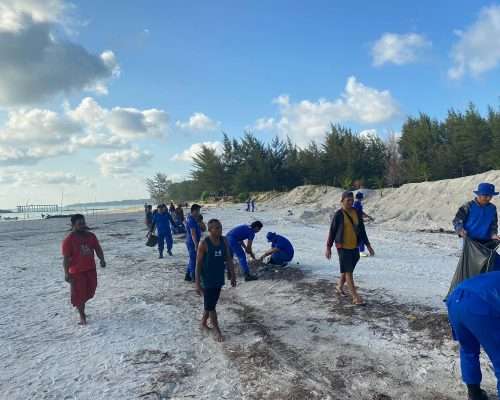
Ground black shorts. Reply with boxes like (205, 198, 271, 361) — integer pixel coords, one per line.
(337, 248, 360, 273)
(203, 287, 222, 311)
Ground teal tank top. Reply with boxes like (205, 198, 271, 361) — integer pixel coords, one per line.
(201, 236, 227, 288)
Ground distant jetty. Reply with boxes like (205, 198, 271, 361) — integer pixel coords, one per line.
(17, 204, 59, 213)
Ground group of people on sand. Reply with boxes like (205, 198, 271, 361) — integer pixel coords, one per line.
(61, 182, 500, 399)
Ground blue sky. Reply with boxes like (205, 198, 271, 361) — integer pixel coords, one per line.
(0, 0, 500, 207)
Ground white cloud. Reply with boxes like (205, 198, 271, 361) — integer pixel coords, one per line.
(0, 0, 67, 32)
(0, 0, 118, 106)
(175, 112, 220, 132)
(0, 169, 91, 187)
(253, 76, 399, 146)
(172, 141, 223, 162)
(372, 33, 431, 66)
(359, 129, 378, 138)
(448, 5, 500, 79)
(96, 148, 153, 176)
(253, 117, 276, 131)
(0, 97, 169, 165)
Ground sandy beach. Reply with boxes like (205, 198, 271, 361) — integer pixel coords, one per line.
(1, 202, 497, 400)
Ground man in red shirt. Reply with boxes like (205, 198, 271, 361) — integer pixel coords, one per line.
(62, 214, 106, 325)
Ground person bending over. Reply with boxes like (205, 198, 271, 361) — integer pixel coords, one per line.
(259, 232, 294, 266)
(227, 221, 263, 281)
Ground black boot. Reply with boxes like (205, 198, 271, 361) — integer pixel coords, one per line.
(184, 272, 192, 282)
(467, 384, 488, 400)
(244, 272, 258, 282)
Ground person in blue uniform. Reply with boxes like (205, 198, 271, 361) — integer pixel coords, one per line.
(150, 204, 178, 258)
(227, 221, 263, 281)
(353, 192, 374, 256)
(447, 270, 500, 400)
(258, 232, 294, 266)
(185, 204, 202, 281)
(453, 183, 499, 243)
(195, 218, 236, 342)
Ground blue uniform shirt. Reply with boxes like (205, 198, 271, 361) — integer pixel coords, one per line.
(464, 202, 497, 241)
(153, 212, 175, 234)
(451, 271, 500, 314)
(271, 234, 294, 259)
(353, 200, 363, 214)
(185, 215, 201, 246)
(227, 225, 255, 243)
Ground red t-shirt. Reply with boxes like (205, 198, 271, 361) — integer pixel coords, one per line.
(62, 232, 102, 274)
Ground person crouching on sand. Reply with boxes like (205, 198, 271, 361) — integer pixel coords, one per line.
(325, 191, 374, 305)
(62, 214, 106, 325)
(195, 218, 236, 342)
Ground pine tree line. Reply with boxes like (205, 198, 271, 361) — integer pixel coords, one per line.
(147, 104, 500, 203)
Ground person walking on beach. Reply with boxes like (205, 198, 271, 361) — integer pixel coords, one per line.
(259, 232, 294, 266)
(251, 198, 256, 212)
(150, 204, 178, 258)
(185, 204, 202, 281)
(353, 192, 374, 256)
(246, 198, 251, 212)
(195, 218, 236, 342)
(227, 221, 262, 281)
(325, 191, 374, 305)
(447, 270, 500, 400)
(62, 214, 106, 325)
(453, 183, 499, 243)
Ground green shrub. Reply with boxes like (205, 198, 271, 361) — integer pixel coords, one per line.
(200, 191, 210, 201)
(237, 192, 249, 203)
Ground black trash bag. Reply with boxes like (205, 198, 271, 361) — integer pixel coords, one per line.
(446, 237, 500, 299)
(146, 234, 158, 247)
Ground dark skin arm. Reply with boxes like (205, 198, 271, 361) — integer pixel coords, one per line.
(94, 241, 106, 267)
(243, 239, 256, 259)
(259, 248, 279, 261)
(191, 228, 199, 250)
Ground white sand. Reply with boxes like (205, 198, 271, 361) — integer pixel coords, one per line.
(2, 171, 500, 399)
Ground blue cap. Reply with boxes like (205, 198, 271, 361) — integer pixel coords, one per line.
(474, 182, 499, 196)
(266, 232, 277, 242)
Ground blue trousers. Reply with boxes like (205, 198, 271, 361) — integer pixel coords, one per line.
(158, 231, 173, 255)
(447, 289, 500, 397)
(229, 240, 249, 274)
(270, 251, 292, 266)
(186, 242, 196, 277)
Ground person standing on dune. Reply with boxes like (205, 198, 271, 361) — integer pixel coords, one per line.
(62, 214, 106, 325)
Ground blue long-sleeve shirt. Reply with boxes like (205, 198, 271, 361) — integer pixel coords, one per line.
(152, 212, 176, 234)
(227, 225, 255, 243)
(451, 271, 500, 314)
(453, 200, 498, 241)
(270, 234, 294, 259)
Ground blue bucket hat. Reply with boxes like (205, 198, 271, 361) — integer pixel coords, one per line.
(474, 182, 499, 196)
(266, 232, 277, 242)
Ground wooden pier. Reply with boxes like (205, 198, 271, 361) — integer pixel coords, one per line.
(16, 204, 59, 213)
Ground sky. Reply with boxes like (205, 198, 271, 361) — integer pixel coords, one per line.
(1, 0, 500, 207)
